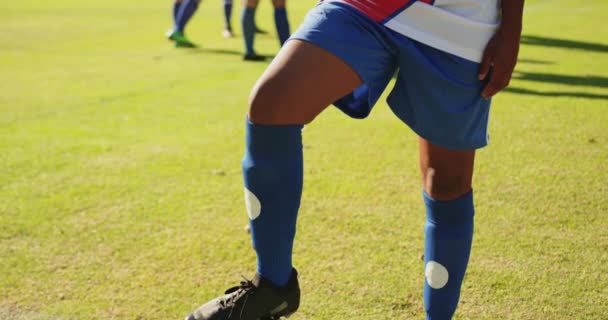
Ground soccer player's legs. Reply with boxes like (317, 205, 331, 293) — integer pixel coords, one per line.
(184, 3, 398, 319)
(419, 139, 475, 320)
(386, 33, 489, 319)
(244, 39, 362, 287)
(241, 0, 262, 60)
(167, 0, 199, 47)
(270, 0, 290, 46)
(246, 2, 399, 295)
(173, 0, 182, 22)
(176, 0, 200, 34)
(238, 0, 270, 57)
(222, 0, 233, 38)
(166, 0, 183, 41)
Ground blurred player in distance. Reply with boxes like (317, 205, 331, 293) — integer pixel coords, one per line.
(223, 0, 268, 38)
(241, 0, 290, 61)
(167, 0, 200, 48)
(222, 0, 234, 38)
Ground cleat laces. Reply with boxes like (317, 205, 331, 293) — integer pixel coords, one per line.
(222, 276, 258, 319)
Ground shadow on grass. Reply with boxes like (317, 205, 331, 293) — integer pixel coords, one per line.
(504, 87, 608, 100)
(521, 35, 608, 53)
(517, 58, 554, 65)
(187, 47, 276, 61)
(190, 47, 242, 56)
(513, 72, 608, 88)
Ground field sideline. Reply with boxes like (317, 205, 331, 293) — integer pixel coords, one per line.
(1, 0, 607, 319)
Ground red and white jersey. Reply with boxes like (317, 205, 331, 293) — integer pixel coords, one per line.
(325, 0, 502, 62)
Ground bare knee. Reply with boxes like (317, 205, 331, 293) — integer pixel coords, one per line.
(423, 167, 472, 201)
(248, 78, 317, 125)
(248, 79, 286, 125)
(419, 139, 475, 201)
(249, 81, 302, 125)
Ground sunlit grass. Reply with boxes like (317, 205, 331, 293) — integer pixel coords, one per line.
(1, 0, 606, 319)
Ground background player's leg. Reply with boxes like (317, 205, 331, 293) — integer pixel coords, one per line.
(222, 0, 233, 37)
(173, 0, 182, 23)
(419, 138, 476, 319)
(175, 0, 199, 34)
(167, 0, 198, 47)
(241, 0, 262, 60)
(243, 39, 362, 286)
(271, 0, 290, 46)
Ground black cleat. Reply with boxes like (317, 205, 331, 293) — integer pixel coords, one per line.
(185, 269, 300, 320)
(243, 53, 266, 62)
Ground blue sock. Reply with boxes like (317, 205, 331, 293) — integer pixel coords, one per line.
(223, 0, 233, 30)
(273, 7, 290, 46)
(173, 1, 182, 24)
(241, 7, 256, 55)
(242, 119, 303, 287)
(423, 190, 474, 320)
(175, 0, 199, 33)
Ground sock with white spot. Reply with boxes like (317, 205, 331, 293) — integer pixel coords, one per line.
(242, 118, 303, 287)
(423, 190, 474, 320)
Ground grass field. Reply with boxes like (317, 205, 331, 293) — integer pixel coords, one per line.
(1, 0, 607, 319)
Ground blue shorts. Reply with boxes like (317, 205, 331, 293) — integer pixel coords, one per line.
(290, 1, 492, 150)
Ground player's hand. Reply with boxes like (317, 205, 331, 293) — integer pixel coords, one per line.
(478, 27, 521, 99)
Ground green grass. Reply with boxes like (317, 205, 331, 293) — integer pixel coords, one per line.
(1, 0, 607, 319)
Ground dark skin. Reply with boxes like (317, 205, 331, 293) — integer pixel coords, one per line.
(419, 0, 525, 200)
(250, 0, 524, 201)
(479, 0, 525, 99)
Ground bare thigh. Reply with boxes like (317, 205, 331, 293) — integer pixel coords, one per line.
(248, 39, 363, 125)
(271, 0, 285, 7)
(419, 138, 476, 201)
(243, 0, 258, 8)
